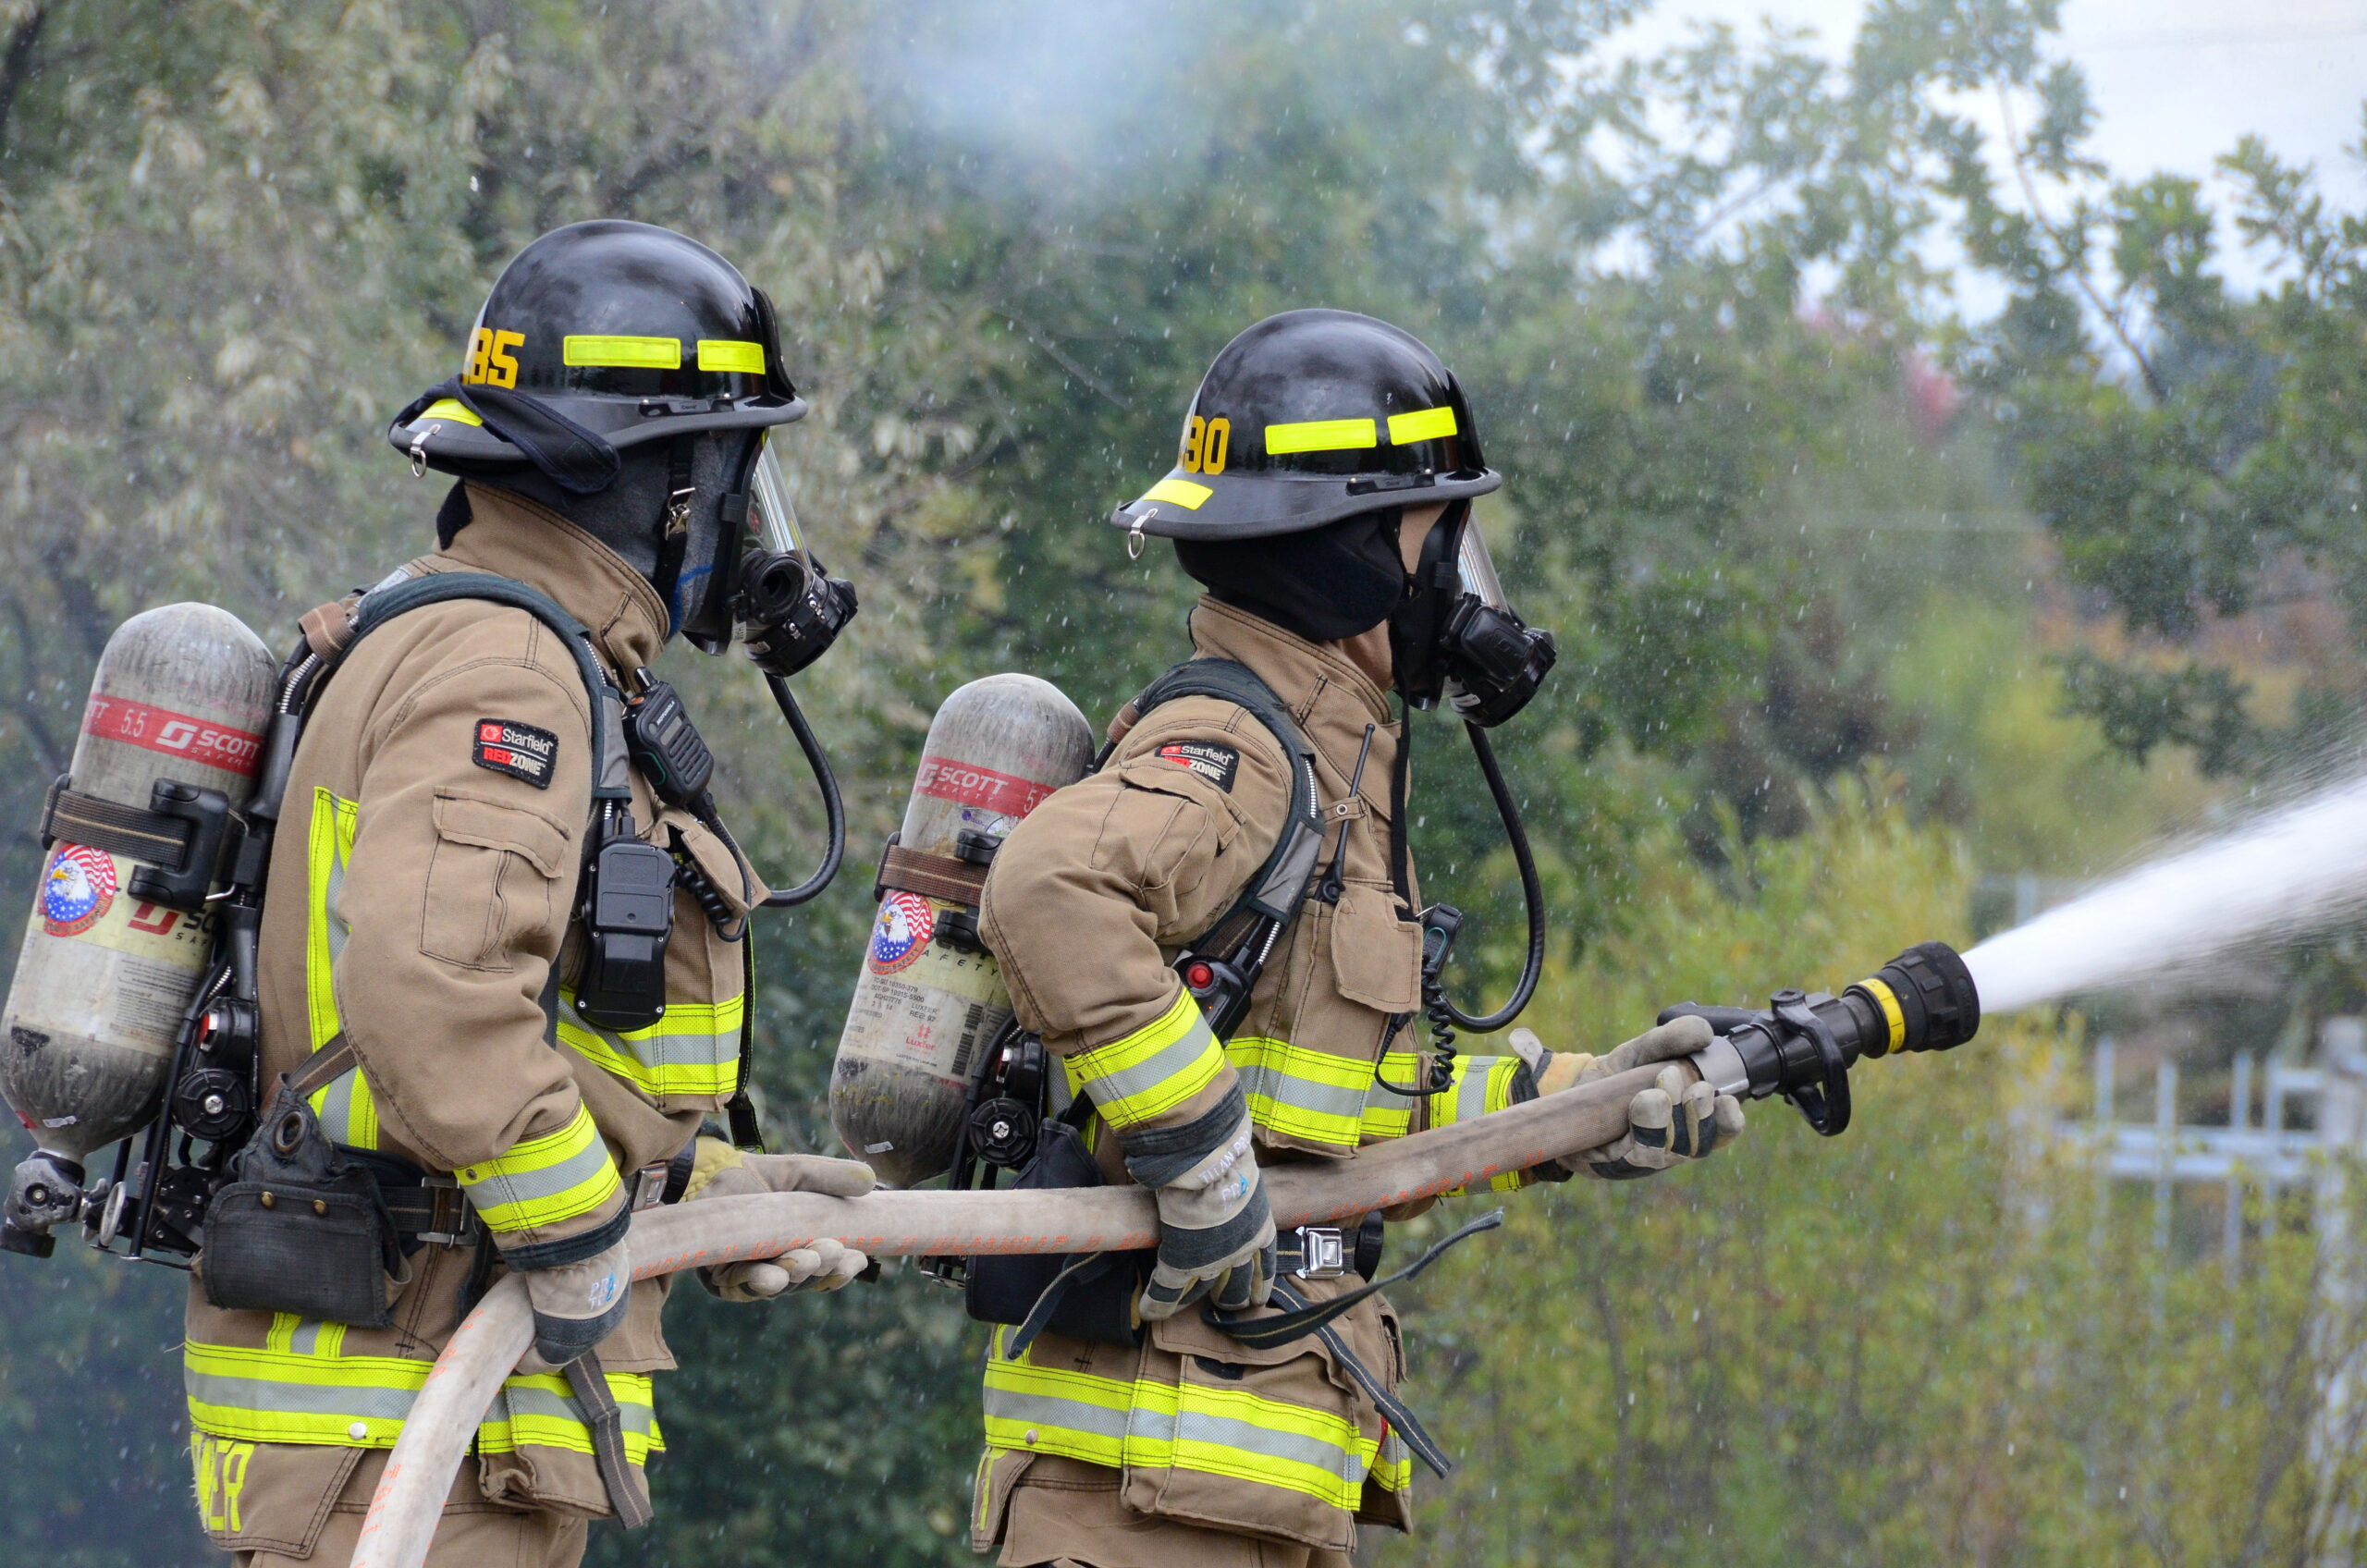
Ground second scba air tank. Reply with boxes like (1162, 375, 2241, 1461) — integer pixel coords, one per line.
(829, 674, 1092, 1189)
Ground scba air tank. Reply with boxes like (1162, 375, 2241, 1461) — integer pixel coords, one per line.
(831, 674, 1092, 1188)
(0, 604, 275, 1251)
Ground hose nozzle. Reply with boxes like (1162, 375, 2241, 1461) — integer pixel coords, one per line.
(1662, 940, 1981, 1137)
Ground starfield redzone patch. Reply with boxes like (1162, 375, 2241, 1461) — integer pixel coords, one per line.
(1156, 741, 1240, 791)
(473, 718, 558, 789)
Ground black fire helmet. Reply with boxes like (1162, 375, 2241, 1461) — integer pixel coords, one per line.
(1112, 309, 1499, 543)
(386, 219, 806, 490)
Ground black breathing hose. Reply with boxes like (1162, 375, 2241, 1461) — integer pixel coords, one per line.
(758, 673, 846, 908)
(1439, 720, 1546, 1034)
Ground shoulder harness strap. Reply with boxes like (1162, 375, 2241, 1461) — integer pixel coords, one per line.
(337, 570, 632, 807)
(1116, 657, 1326, 932)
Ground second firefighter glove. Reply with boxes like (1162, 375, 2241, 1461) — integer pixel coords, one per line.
(521, 1236, 631, 1371)
(1122, 1086, 1277, 1321)
(1513, 1018, 1746, 1180)
(681, 1137, 877, 1302)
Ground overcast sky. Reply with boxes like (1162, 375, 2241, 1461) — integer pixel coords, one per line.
(1606, 0, 2367, 304)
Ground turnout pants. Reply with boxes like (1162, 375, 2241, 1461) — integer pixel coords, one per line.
(214, 1451, 585, 1568)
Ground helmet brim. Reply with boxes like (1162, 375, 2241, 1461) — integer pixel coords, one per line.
(1110, 465, 1502, 540)
(387, 390, 808, 470)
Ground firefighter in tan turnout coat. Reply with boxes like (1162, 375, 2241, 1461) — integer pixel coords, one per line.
(967, 310, 1748, 1567)
(183, 221, 872, 1566)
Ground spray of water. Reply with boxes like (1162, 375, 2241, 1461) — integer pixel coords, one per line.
(1964, 773, 2367, 1014)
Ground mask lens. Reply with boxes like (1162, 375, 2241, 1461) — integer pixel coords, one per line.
(749, 437, 806, 559)
(1455, 517, 1509, 610)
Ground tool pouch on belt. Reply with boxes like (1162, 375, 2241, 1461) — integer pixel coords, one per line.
(201, 1040, 407, 1328)
(963, 1119, 1148, 1351)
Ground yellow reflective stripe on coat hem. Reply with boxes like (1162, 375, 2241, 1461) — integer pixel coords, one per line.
(455, 1104, 620, 1234)
(557, 988, 742, 1099)
(1228, 1035, 1371, 1149)
(981, 1328, 1379, 1513)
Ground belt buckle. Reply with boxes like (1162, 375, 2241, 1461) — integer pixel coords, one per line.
(631, 1161, 670, 1212)
(418, 1174, 478, 1248)
(1291, 1225, 1346, 1280)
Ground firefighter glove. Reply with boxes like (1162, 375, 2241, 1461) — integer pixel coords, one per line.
(521, 1236, 631, 1372)
(1512, 1017, 1745, 1180)
(1122, 1085, 1276, 1321)
(681, 1137, 877, 1302)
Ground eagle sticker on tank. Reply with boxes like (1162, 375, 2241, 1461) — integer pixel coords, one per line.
(1156, 741, 1239, 791)
(867, 891, 936, 975)
(473, 717, 558, 789)
(40, 846, 117, 937)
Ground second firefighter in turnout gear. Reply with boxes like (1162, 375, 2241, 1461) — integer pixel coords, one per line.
(182, 220, 869, 1568)
(967, 310, 1745, 1565)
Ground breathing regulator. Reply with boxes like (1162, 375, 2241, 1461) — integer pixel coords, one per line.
(0, 221, 859, 1265)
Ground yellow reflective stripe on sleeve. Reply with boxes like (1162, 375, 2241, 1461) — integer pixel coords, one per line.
(1143, 477, 1213, 509)
(1385, 405, 1457, 445)
(1264, 418, 1377, 455)
(1227, 1035, 1371, 1150)
(694, 338, 765, 374)
(1062, 988, 1225, 1131)
(303, 788, 359, 1053)
(562, 334, 681, 369)
(418, 397, 484, 427)
(556, 988, 742, 1099)
(478, 1369, 664, 1464)
(981, 1328, 1380, 1512)
(1431, 1053, 1522, 1128)
(454, 1104, 620, 1234)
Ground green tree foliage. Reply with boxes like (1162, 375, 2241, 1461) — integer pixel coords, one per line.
(0, 1, 2323, 1564)
(1940, 43, 2367, 773)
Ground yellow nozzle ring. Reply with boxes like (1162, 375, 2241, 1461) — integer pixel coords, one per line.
(1860, 975, 1907, 1055)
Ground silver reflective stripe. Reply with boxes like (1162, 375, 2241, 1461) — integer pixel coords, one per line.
(1452, 1058, 1494, 1126)
(556, 995, 736, 1090)
(1087, 1013, 1220, 1117)
(182, 1369, 417, 1422)
(1173, 1409, 1365, 1487)
(497, 1382, 657, 1437)
(289, 1320, 329, 1357)
(1235, 1060, 1368, 1128)
(460, 1130, 610, 1211)
(983, 1385, 1131, 1441)
(314, 1067, 365, 1145)
(324, 852, 350, 964)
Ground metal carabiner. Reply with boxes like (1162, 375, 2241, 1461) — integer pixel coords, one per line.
(1126, 510, 1147, 560)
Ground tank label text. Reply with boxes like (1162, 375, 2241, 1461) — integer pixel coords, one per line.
(82, 693, 263, 778)
(914, 755, 1057, 819)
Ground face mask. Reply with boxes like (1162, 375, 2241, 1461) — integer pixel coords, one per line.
(1172, 511, 1408, 643)
(1391, 506, 1557, 726)
(671, 433, 762, 653)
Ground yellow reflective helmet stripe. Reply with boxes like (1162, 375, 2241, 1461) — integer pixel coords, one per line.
(1142, 477, 1213, 509)
(1062, 987, 1226, 1132)
(417, 397, 484, 427)
(1264, 418, 1377, 455)
(1386, 405, 1458, 445)
(454, 1104, 620, 1234)
(557, 988, 742, 1099)
(694, 338, 766, 374)
(562, 334, 681, 370)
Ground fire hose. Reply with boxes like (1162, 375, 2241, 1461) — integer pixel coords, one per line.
(347, 1058, 1663, 1568)
(350, 938, 1981, 1568)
